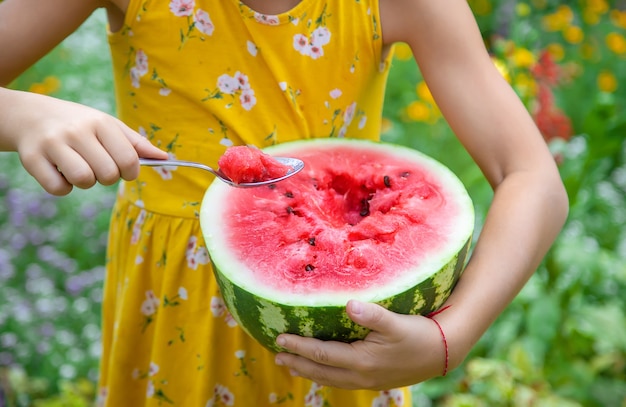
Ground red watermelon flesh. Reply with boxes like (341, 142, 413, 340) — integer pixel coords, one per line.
(218, 145, 291, 183)
(221, 145, 461, 293)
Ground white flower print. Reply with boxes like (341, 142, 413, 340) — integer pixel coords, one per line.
(343, 101, 357, 125)
(152, 152, 177, 180)
(206, 384, 235, 407)
(194, 9, 214, 35)
(186, 236, 209, 270)
(359, 115, 367, 129)
(131, 209, 147, 244)
(178, 286, 188, 300)
(247, 40, 258, 56)
(225, 313, 238, 327)
(130, 48, 149, 89)
(219, 137, 234, 147)
(304, 382, 324, 407)
(146, 380, 155, 398)
(254, 12, 280, 25)
(311, 27, 331, 47)
(293, 27, 332, 59)
(135, 255, 144, 265)
(159, 87, 172, 96)
(371, 389, 405, 407)
(169, 0, 194, 17)
(234, 350, 246, 359)
(149, 362, 159, 377)
(217, 74, 239, 95)
(240, 89, 257, 111)
(210, 296, 226, 317)
(279, 81, 288, 91)
(329, 88, 342, 99)
(141, 290, 160, 316)
(209, 71, 257, 110)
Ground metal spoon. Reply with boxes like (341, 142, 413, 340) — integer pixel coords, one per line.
(139, 157, 304, 188)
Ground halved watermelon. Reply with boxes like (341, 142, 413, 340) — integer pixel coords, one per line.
(200, 139, 474, 352)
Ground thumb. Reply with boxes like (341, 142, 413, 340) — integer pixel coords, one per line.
(346, 300, 397, 334)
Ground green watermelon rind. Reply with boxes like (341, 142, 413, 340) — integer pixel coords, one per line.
(213, 236, 471, 352)
(201, 138, 474, 352)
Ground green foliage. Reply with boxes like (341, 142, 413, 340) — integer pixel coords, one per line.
(2, 2, 626, 406)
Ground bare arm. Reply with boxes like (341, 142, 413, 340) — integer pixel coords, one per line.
(0, 0, 166, 195)
(382, 0, 569, 365)
(274, 0, 568, 388)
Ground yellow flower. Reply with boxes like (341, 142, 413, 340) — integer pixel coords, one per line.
(563, 26, 584, 44)
(511, 47, 536, 68)
(516, 2, 531, 17)
(597, 70, 618, 93)
(406, 101, 431, 122)
(394, 42, 413, 61)
(606, 32, 626, 55)
(491, 57, 511, 83)
(380, 117, 393, 134)
(542, 5, 574, 32)
(468, 0, 492, 16)
(610, 10, 626, 30)
(546, 43, 565, 61)
(585, 0, 609, 14)
(513, 72, 537, 98)
(28, 76, 61, 95)
(415, 81, 435, 105)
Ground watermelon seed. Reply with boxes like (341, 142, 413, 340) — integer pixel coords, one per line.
(401, 171, 410, 178)
(305, 264, 315, 272)
(285, 191, 294, 198)
(268, 184, 277, 189)
(383, 175, 391, 188)
(286, 206, 294, 214)
(359, 199, 370, 217)
(308, 237, 316, 246)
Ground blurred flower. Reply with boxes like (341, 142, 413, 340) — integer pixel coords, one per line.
(468, 0, 492, 16)
(405, 101, 431, 122)
(563, 25, 584, 44)
(605, 32, 626, 55)
(28, 76, 61, 95)
(545, 43, 565, 61)
(610, 9, 626, 29)
(511, 47, 536, 69)
(393, 43, 412, 61)
(542, 6, 574, 32)
(597, 70, 618, 93)
(516, 2, 531, 17)
(491, 56, 511, 82)
(531, 50, 561, 86)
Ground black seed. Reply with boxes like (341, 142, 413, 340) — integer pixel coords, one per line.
(286, 206, 294, 214)
(285, 191, 294, 198)
(401, 171, 410, 178)
(308, 237, 316, 246)
(360, 199, 370, 217)
(383, 175, 391, 188)
(268, 184, 277, 189)
(305, 264, 315, 272)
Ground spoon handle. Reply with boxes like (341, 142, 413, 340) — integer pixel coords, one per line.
(139, 158, 221, 178)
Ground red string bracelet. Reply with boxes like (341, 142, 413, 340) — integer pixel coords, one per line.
(427, 305, 451, 377)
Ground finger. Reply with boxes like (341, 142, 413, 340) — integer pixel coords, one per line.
(275, 334, 366, 371)
(20, 155, 73, 196)
(275, 350, 366, 390)
(47, 144, 97, 190)
(346, 300, 399, 334)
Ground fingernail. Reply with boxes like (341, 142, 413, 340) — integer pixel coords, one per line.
(289, 369, 299, 377)
(275, 356, 284, 366)
(350, 300, 363, 315)
(276, 335, 286, 347)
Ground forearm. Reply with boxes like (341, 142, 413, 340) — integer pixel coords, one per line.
(438, 167, 569, 367)
(0, 87, 28, 151)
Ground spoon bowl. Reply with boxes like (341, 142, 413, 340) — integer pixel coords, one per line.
(139, 157, 304, 187)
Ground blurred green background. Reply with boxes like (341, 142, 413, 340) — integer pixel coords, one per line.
(1, 1, 625, 406)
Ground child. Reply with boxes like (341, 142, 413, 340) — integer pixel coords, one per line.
(0, 0, 569, 406)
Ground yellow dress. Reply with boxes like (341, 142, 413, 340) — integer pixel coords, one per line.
(101, 0, 410, 405)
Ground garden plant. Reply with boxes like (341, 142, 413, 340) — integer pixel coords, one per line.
(1, 1, 625, 406)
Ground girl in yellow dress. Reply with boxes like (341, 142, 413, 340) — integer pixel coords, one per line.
(0, 0, 569, 406)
